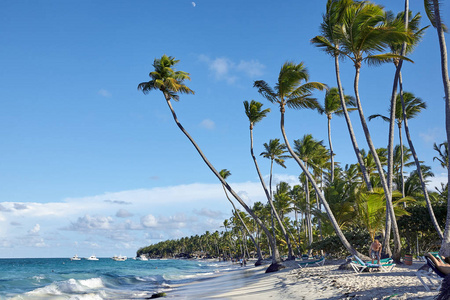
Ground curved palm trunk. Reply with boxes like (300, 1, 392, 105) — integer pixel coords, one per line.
(334, 53, 373, 191)
(399, 72, 444, 239)
(398, 123, 406, 199)
(327, 115, 335, 183)
(429, 0, 450, 256)
(222, 186, 264, 265)
(353, 65, 402, 261)
(304, 173, 313, 252)
(249, 126, 294, 260)
(279, 105, 367, 258)
(164, 93, 283, 271)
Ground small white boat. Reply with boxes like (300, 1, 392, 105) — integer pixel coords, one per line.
(112, 255, 127, 261)
(136, 255, 148, 261)
(70, 254, 81, 261)
(86, 255, 99, 261)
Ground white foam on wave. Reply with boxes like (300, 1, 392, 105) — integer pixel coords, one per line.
(26, 277, 105, 297)
(32, 275, 46, 282)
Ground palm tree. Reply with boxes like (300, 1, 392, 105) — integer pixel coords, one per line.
(294, 134, 326, 249)
(138, 55, 283, 272)
(260, 139, 295, 260)
(219, 169, 263, 265)
(369, 92, 427, 197)
(423, 1, 450, 256)
(318, 87, 356, 183)
(434, 142, 449, 169)
(337, 1, 412, 261)
(254, 61, 367, 258)
(311, 0, 373, 191)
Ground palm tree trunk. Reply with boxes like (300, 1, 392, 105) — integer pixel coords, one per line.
(399, 72, 444, 239)
(334, 53, 373, 191)
(250, 128, 294, 260)
(353, 65, 402, 261)
(304, 174, 313, 252)
(398, 124, 406, 199)
(430, 0, 450, 256)
(222, 186, 264, 264)
(279, 105, 367, 258)
(328, 116, 335, 182)
(164, 93, 283, 270)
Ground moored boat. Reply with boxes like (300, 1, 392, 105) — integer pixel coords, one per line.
(70, 254, 81, 261)
(85, 255, 99, 261)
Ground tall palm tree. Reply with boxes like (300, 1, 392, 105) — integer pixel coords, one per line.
(219, 169, 263, 265)
(369, 92, 427, 197)
(337, 1, 412, 261)
(423, 2, 450, 257)
(318, 87, 356, 183)
(311, 0, 373, 191)
(294, 134, 326, 249)
(138, 55, 284, 272)
(260, 139, 295, 260)
(254, 61, 366, 258)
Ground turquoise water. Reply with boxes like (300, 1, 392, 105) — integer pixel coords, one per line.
(0, 258, 234, 299)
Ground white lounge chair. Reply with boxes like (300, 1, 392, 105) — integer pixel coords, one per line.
(416, 254, 446, 291)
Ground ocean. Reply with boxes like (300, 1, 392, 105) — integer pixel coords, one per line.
(0, 257, 239, 299)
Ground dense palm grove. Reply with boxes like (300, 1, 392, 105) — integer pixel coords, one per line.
(137, 0, 450, 272)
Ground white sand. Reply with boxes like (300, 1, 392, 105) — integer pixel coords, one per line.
(168, 259, 441, 299)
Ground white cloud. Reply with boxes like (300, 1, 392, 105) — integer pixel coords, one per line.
(28, 224, 40, 235)
(428, 172, 448, 191)
(200, 119, 215, 130)
(98, 89, 112, 97)
(191, 2, 196, 7)
(116, 209, 133, 218)
(193, 208, 224, 219)
(65, 215, 114, 231)
(141, 214, 158, 228)
(236, 60, 265, 77)
(198, 55, 265, 84)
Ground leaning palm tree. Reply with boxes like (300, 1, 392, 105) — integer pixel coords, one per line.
(312, 0, 373, 191)
(219, 169, 263, 265)
(318, 87, 356, 183)
(423, 2, 450, 258)
(254, 61, 366, 258)
(138, 55, 284, 272)
(260, 139, 295, 260)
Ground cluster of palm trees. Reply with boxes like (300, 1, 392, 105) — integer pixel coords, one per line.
(138, 0, 450, 271)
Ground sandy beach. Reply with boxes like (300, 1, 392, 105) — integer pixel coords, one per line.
(168, 259, 440, 299)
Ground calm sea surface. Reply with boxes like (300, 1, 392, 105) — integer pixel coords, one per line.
(0, 257, 236, 299)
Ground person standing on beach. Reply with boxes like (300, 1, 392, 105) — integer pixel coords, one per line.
(370, 239, 382, 265)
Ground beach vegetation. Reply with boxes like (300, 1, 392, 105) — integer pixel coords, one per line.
(137, 0, 450, 267)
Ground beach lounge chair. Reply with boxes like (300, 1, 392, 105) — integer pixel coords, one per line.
(416, 253, 447, 291)
(297, 256, 325, 268)
(350, 255, 396, 273)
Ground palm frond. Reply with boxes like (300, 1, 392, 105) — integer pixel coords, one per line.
(253, 80, 278, 104)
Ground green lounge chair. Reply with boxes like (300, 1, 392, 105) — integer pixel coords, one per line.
(350, 255, 396, 273)
(297, 256, 325, 268)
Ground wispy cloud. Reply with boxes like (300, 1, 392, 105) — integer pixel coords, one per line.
(191, 2, 196, 7)
(419, 127, 445, 144)
(98, 89, 112, 97)
(198, 55, 265, 84)
(199, 119, 215, 130)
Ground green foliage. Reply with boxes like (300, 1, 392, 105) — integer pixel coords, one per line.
(309, 229, 371, 258)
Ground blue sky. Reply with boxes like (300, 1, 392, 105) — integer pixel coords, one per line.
(0, 0, 448, 258)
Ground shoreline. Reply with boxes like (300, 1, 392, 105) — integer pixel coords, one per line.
(166, 259, 440, 299)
